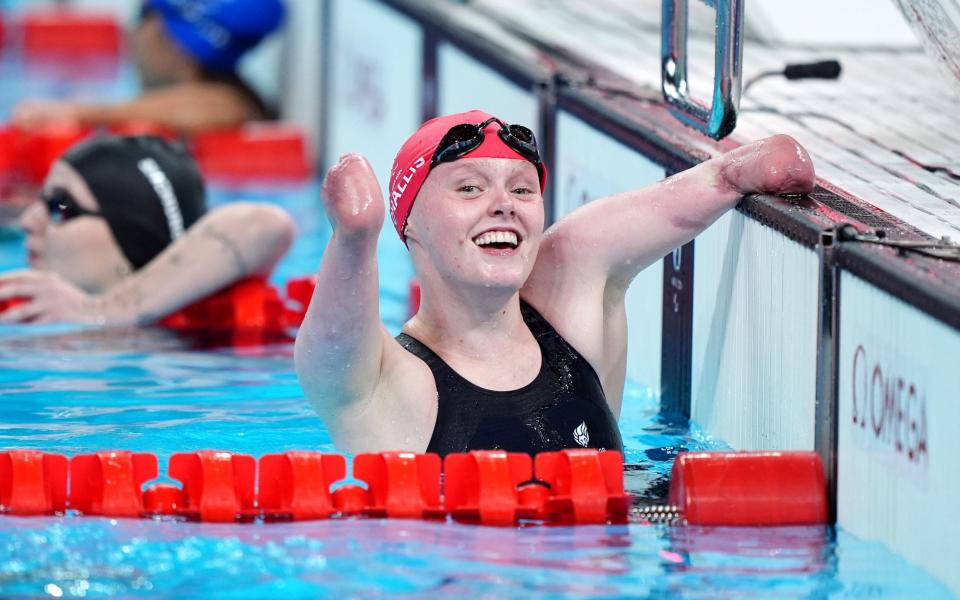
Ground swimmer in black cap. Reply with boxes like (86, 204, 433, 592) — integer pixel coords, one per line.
(12, 0, 285, 135)
(0, 135, 294, 324)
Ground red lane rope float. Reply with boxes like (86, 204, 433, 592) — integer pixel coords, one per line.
(70, 451, 157, 518)
(0, 121, 311, 191)
(0, 276, 317, 344)
(0, 449, 632, 526)
(284, 275, 317, 321)
(0, 127, 17, 188)
(0, 450, 67, 516)
(0, 449, 829, 526)
(668, 451, 828, 525)
(18, 125, 93, 184)
(0, 128, 19, 204)
(537, 449, 631, 524)
(0, 124, 93, 186)
(259, 451, 346, 521)
(169, 450, 258, 522)
(444, 451, 533, 525)
(158, 275, 317, 343)
(192, 123, 313, 183)
(20, 10, 121, 56)
(160, 278, 290, 334)
(352, 452, 444, 520)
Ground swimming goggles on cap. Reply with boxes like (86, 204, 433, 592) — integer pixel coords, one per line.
(431, 117, 544, 182)
(44, 188, 102, 224)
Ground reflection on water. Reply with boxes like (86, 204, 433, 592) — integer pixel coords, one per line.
(0, 327, 323, 457)
(0, 517, 951, 598)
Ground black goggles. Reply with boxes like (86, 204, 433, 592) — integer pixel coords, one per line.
(431, 117, 544, 183)
(44, 188, 102, 224)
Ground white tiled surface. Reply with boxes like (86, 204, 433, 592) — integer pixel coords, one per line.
(471, 0, 960, 240)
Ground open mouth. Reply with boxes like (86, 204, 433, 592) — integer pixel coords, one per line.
(473, 230, 520, 251)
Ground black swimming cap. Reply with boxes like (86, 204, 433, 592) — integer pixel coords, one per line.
(59, 135, 207, 270)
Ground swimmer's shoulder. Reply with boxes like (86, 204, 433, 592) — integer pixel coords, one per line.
(380, 329, 438, 400)
(337, 329, 438, 452)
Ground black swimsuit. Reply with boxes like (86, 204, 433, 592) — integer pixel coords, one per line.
(396, 301, 623, 456)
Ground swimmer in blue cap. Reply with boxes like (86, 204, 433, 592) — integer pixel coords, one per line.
(0, 134, 294, 324)
(13, 0, 286, 135)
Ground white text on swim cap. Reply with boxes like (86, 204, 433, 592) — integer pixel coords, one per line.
(165, 0, 231, 48)
(137, 158, 185, 241)
(390, 156, 426, 215)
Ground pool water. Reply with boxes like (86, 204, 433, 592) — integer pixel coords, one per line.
(1, 182, 952, 599)
(0, 45, 955, 600)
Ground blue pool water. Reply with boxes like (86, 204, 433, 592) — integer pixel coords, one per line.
(0, 40, 955, 600)
(1, 181, 953, 599)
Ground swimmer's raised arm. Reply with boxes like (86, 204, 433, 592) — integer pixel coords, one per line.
(0, 202, 294, 324)
(522, 135, 814, 412)
(294, 155, 389, 424)
(532, 135, 815, 291)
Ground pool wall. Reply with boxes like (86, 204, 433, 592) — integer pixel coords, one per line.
(320, 0, 960, 594)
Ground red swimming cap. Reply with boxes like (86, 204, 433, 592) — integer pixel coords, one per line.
(388, 109, 548, 242)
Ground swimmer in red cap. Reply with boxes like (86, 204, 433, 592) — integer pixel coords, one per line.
(0, 134, 294, 324)
(295, 109, 815, 455)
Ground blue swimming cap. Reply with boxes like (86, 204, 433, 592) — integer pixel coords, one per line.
(145, 0, 286, 72)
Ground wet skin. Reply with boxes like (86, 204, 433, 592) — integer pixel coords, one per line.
(20, 161, 132, 294)
(297, 134, 817, 453)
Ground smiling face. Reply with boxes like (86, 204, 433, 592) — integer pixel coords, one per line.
(20, 161, 132, 293)
(404, 157, 544, 294)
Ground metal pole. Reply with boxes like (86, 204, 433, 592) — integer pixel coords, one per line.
(814, 229, 839, 523)
(661, 0, 743, 139)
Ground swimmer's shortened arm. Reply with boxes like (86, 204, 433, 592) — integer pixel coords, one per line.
(541, 135, 815, 290)
(95, 202, 294, 325)
(294, 155, 388, 416)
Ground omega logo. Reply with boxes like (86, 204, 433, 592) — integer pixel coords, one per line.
(850, 345, 928, 465)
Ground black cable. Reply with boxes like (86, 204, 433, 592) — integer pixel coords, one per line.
(785, 60, 842, 80)
(742, 60, 842, 95)
(558, 60, 842, 102)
